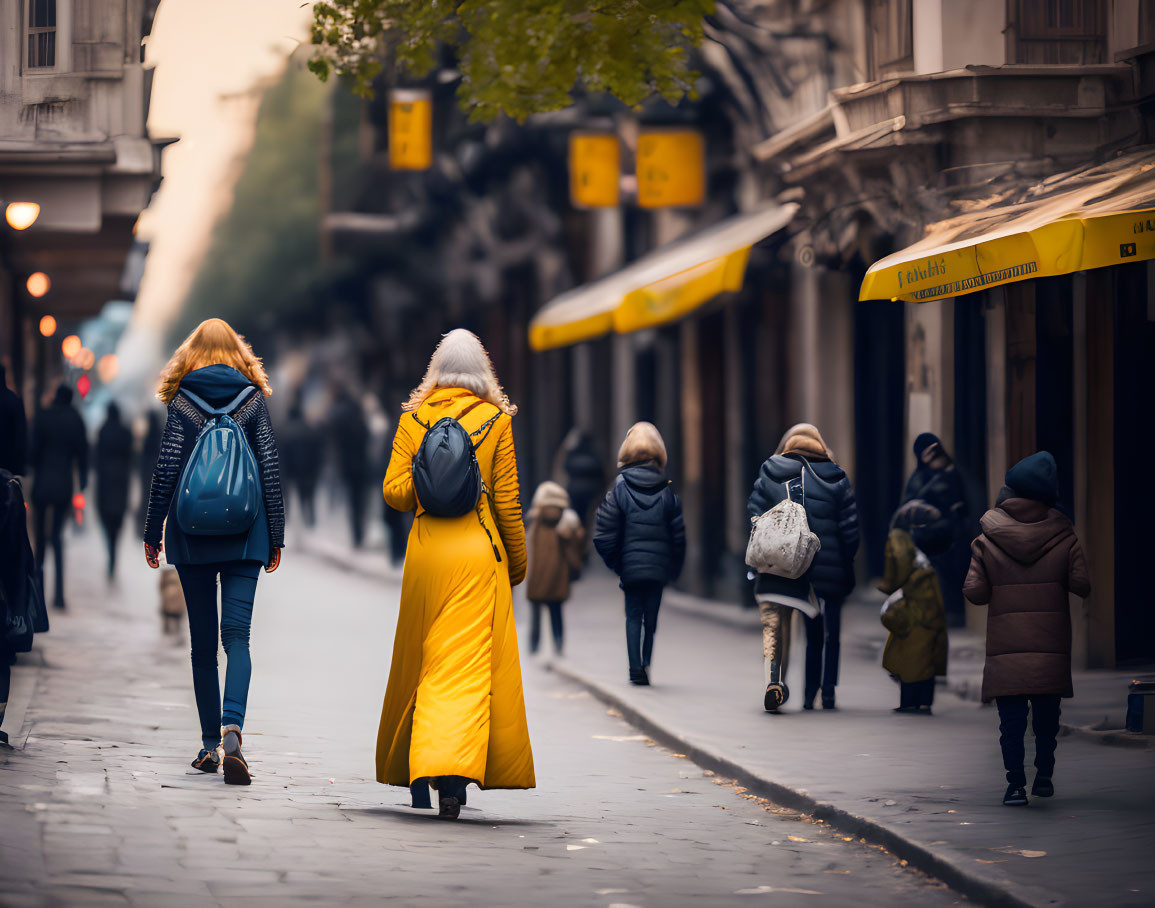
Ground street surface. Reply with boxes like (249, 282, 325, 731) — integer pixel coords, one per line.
(0, 528, 960, 907)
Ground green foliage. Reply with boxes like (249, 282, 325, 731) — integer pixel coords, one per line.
(178, 58, 327, 341)
(310, 1, 714, 121)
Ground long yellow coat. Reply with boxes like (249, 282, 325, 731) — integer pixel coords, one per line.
(376, 387, 535, 790)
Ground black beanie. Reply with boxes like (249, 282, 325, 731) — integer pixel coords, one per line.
(1005, 451, 1058, 505)
(913, 432, 941, 459)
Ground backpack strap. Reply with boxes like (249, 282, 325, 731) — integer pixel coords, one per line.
(181, 386, 257, 417)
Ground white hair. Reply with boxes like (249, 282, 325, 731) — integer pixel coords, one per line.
(403, 329, 517, 415)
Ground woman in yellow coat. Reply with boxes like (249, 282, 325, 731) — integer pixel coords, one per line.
(377, 329, 534, 818)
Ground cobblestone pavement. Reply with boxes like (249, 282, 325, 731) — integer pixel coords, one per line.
(0, 531, 961, 907)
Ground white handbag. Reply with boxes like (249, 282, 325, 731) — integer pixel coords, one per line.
(745, 469, 822, 579)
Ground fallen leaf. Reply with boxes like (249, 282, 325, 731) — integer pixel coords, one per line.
(734, 885, 823, 895)
(824, 870, 851, 874)
(975, 859, 1007, 864)
(566, 844, 586, 851)
(672, 753, 687, 758)
(786, 835, 809, 843)
(993, 846, 1047, 858)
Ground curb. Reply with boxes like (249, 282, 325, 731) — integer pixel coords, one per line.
(547, 659, 1053, 908)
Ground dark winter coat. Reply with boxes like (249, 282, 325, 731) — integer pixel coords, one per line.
(95, 413, 134, 521)
(963, 497, 1091, 701)
(879, 529, 947, 683)
(1, 470, 46, 651)
(143, 365, 284, 566)
(328, 391, 369, 482)
(747, 454, 859, 603)
(899, 462, 966, 557)
(563, 435, 605, 519)
(29, 392, 89, 505)
(0, 368, 26, 475)
(594, 463, 685, 588)
(279, 413, 324, 495)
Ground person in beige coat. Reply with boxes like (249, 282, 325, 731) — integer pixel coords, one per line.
(525, 481, 584, 655)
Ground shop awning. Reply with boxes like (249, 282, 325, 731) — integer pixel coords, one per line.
(859, 149, 1155, 303)
(529, 203, 798, 351)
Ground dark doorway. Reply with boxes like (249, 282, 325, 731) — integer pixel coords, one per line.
(954, 298, 989, 528)
(854, 298, 906, 578)
(1035, 276, 1075, 515)
(1114, 264, 1155, 664)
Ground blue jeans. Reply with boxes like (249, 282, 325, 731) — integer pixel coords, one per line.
(623, 582, 663, 673)
(803, 596, 844, 701)
(176, 561, 262, 750)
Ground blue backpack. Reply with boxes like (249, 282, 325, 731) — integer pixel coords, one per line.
(176, 387, 261, 536)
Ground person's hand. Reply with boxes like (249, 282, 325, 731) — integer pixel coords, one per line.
(266, 548, 281, 573)
(145, 541, 162, 569)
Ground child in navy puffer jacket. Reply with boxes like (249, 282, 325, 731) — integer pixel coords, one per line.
(594, 422, 685, 686)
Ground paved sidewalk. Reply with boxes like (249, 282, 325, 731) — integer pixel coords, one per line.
(0, 530, 966, 907)
(547, 571, 1155, 908)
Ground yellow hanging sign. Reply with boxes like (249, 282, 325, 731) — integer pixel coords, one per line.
(636, 129, 705, 208)
(569, 133, 620, 208)
(389, 89, 433, 171)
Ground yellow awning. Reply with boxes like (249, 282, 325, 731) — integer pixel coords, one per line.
(529, 204, 797, 351)
(860, 149, 1155, 302)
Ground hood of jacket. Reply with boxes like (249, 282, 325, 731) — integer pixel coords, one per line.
(879, 528, 916, 594)
(762, 453, 846, 485)
(619, 463, 669, 509)
(179, 365, 255, 407)
(531, 480, 570, 512)
(980, 497, 1073, 565)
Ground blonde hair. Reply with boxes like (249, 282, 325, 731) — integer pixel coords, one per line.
(156, 318, 272, 405)
(774, 422, 832, 461)
(403, 329, 516, 415)
(618, 421, 667, 470)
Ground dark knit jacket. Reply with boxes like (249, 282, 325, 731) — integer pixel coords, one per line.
(594, 463, 685, 587)
(747, 454, 859, 603)
(143, 366, 283, 565)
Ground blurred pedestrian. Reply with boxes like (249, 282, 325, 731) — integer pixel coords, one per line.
(747, 424, 859, 711)
(329, 387, 370, 547)
(279, 401, 324, 528)
(29, 384, 89, 610)
(143, 318, 284, 785)
(95, 402, 134, 580)
(525, 481, 584, 656)
(377, 329, 533, 818)
(136, 410, 163, 536)
(559, 428, 605, 530)
(1, 468, 45, 745)
(963, 451, 1090, 807)
(878, 528, 947, 714)
(0, 364, 27, 476)
(381, 415, 410, 566)
(899, 433, 969, 626)
(593, 422, 685, 686)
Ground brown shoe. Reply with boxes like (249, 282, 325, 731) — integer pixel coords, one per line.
(221, 725, 251, 786)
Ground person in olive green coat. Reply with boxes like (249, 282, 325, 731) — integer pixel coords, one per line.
(879, 528, 948, 714)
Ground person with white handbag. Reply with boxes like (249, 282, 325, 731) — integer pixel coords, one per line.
(746, 424, 859, 712)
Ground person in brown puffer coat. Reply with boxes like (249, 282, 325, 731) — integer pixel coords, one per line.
(964, 451, 1091, 807)
(525, 481, 584, 655)
(879, 528, 947, 714)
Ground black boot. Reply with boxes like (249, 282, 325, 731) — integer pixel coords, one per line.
(629, 667, 650, 686)
(1031, 776, 1054, 798)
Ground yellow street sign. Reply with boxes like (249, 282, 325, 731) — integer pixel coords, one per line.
(389, 89, 433, 171)
(569, 133, 620, 208)
(636, 129, 705, 209)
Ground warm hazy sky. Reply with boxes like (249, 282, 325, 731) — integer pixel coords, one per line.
(128, 0, 311, 345)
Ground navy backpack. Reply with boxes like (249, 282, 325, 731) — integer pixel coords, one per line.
(176, 388, 261, 535)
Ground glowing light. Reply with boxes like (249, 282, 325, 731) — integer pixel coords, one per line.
(75, 348, 96, 371)
(26, 272, 50, 298)
(5, 202, 40, 230)
(39, 315, 57, 337)
(76, 374, 91, 399)
(61, 335, 82, 359)
(97, 354, 119, 383)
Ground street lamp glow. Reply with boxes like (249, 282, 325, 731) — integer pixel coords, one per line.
(97, 354, 119, 383)
(61, 334, 82, 359)
(39, 315, 57, 337)
(26, 272, 51, 298)
(5, 202, 40, 230)
(76, 348, 96, 371)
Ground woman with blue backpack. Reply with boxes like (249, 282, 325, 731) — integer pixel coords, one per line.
(144, 318, 284, 785)
(376, 329, 533, 819)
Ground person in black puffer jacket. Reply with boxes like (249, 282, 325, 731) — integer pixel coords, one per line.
(144, 318, 283, 785)
(594, 422, 685, 686)
(748, 423, 859, 711)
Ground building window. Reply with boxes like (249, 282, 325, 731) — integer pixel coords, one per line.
(1011, 0, 1106, 64)
(26, 0, 57, 69)
(867, 0, 914, 79)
